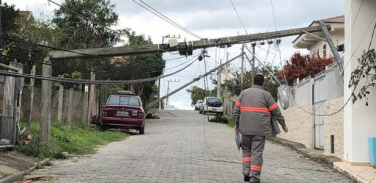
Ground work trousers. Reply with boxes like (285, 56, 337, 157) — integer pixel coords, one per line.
(242, 135, 266, 182)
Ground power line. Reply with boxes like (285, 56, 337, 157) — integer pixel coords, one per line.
(0, 35, 109, 59)
(230, 0, 247, 34)
(0, 56, 199, 85)
(2, 53, 196, 75)
(133, 0, 202, 39)
(270, 0, 278, 31)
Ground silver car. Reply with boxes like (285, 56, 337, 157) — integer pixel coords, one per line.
(194, 100, 204, 111)
(200, 97, 224, 114)
(164, 105, 177, 110)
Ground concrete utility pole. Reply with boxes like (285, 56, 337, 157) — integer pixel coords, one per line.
(241, 44, 245, 90)
(0, 0, 2, 52)
(217, 59, 222, 98)
(251, 43, 256, 81)
(158, 79, 161, 110)
(166, 79, 180, 105)
(40, 57, 52, 144)
(57, 85, 63, 123)
(147, 53, 243, 109)
(50, 25, 330, 59)
(27, 65, 36, 130)
(319, 21, 344, 78)
(83, 84, 89, 123)
(67, 88, 74, 126)
(87, 71, 96, 123)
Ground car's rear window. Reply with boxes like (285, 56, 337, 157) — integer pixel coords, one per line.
(107, 95, 140, 106)
(207, 98, 221, 102)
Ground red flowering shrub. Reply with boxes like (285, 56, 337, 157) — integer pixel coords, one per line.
(278, 52, 334, 85)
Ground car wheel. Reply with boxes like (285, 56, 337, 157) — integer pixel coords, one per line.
(100, 125, 108, 132)
(139, 125, 145, 135)
(199, 110, 202, 114)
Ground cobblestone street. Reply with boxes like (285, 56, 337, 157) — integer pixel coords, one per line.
(23, 110, 353, 183)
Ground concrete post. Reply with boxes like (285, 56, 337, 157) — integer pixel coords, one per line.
(40, 57, 52, 144)
(87, 72, 96, 123)
(217, 59, 222, 98)
(57, 85, 64, 123)
(0, 65, 16, 144)
(67, 88, 74, 126)
(27, 65, 36, 129)
(83, 84, 89, 124)
(11, 62, 23, 144)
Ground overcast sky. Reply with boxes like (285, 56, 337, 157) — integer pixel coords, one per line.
(6, 0, 345, 110)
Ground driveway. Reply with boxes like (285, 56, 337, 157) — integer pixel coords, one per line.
(22, 110, 353, 183)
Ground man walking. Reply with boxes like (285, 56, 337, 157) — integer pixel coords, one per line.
(234, 74, 288, 183)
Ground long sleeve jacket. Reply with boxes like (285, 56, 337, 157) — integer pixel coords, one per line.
(234, 85, 286, 136)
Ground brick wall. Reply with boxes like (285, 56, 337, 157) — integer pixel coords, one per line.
(278, 105, 313, 148)
(277, 98, 345, 159)
(323, 97, 344, 158)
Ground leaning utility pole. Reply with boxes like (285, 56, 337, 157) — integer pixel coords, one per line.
(166, 79, 180, 105)
(158, 78, 161, 110)
(49, 25, 330, 59)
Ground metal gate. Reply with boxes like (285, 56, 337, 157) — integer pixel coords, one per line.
(313, 75, 326, 149)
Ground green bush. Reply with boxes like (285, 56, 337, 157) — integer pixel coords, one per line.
(227, 118, 235, 128)
(17, 122, 128, 159)
(209, 114, 229, 124)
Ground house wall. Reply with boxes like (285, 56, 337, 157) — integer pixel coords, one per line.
(278, 98, 345, 155)
(277, 62, 344, 158)
(309, 29, 345, 58)
(323, 98, 344, 158)
(279, 105, 313, 148)
(344, 0, 376, 164)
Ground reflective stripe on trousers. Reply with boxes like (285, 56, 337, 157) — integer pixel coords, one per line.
(242, 135, 266, 182)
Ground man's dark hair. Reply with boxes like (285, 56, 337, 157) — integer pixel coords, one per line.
(253, 74, 264, 86)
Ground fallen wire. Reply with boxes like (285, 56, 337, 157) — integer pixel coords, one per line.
(0, 56, 198, 85)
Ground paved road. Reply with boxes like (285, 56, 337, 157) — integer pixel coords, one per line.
(23, 110, 353, 183)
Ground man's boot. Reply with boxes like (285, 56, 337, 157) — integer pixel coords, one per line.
(244, 175, 250, 182)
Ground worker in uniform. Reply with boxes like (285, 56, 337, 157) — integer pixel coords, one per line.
(234, 73, 288, 183)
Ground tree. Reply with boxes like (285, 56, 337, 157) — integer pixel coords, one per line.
(1, 4, 53, 83)
(349, 49, 376, 106)
(258, 64, 280, 101)
(223, 64, 280, 100)
(186, 86, 209, 106)
(51, 0, 127, 80)
(278, 52, 334, 85)
(223, 71, 253, 96)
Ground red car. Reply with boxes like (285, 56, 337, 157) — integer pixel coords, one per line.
(100, 92, 145, 134)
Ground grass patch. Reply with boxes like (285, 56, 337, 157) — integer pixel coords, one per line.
(17, 122, 128, 159)
(227, 118, 235, 128)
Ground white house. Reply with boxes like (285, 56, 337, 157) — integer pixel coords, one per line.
(344, 0, 376, 166)
(277, 15, 346, 159)
(293, 15, 344, 58)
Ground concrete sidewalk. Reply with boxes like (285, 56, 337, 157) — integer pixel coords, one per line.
(268, 137, 376, 183)
(0, 150, 50, 183)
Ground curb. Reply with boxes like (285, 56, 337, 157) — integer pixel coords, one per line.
(332, 164, 368, 183)
(0, 158, 50, 183)
(267, 137, 362, 182)
(267, 137, 342, 168)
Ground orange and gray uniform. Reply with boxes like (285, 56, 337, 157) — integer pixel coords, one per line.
(234, 85, 286, 181)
